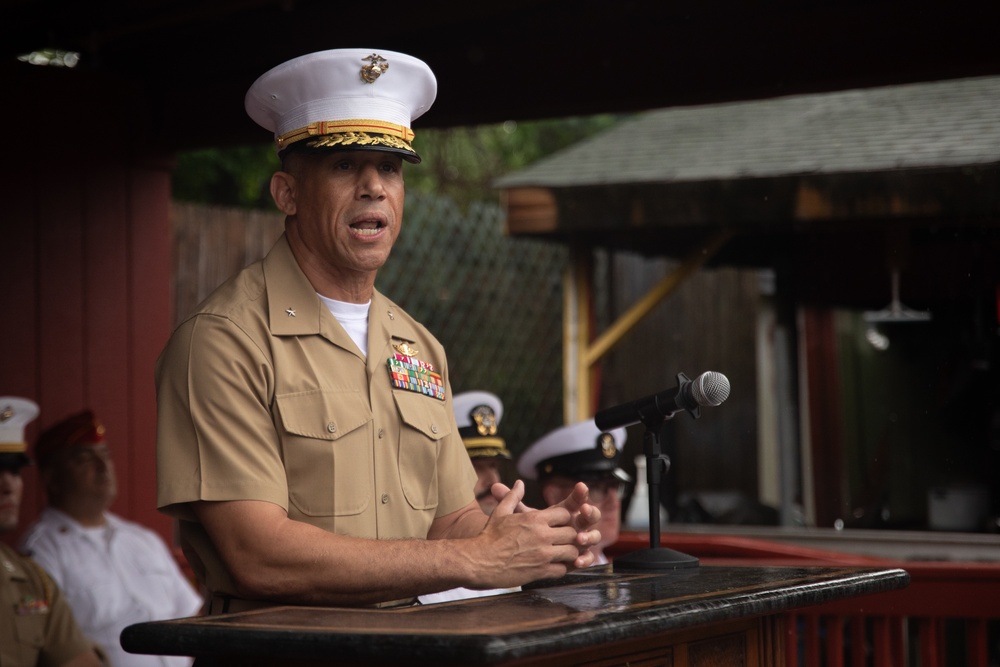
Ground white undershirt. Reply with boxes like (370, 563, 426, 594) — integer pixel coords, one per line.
(81, 523, 113, 548)
(318, 294, 371, 357)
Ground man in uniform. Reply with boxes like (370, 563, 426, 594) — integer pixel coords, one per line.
(0, 397, 104, 667)
(155, 48, 601, 612)
(19, 410, 203, 667)
(518, 420, 631, 565)
(452, 391, 512, 516)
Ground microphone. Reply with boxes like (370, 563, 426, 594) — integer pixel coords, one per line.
(594, 371, 730, 430)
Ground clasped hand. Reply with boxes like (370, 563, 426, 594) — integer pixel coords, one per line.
(474, 480, 601, 587)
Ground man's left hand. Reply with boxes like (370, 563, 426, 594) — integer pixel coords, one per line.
(491, 481, 601, 569)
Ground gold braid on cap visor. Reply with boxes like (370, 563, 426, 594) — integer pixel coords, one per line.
(276, 119, 416, 153)
(463, 437, 510, 459)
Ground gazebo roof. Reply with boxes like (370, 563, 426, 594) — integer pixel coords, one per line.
(496, 75, 1000, 189)
(496, 76, 1000, 307)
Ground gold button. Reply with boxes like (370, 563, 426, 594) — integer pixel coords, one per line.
(378, 428, 385, 439)
(431, 424, 438, 434)
(381, 493, 389, 504)
(327, 422, 337, 433)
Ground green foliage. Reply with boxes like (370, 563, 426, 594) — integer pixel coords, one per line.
(404, 115, 624, 208)
(173, 145, 280, 209)
(171, 115, 626, 210)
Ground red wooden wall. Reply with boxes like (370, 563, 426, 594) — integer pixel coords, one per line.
(0, 62, 174, 549)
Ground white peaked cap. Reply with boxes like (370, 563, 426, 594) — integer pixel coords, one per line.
(0, 397, 40, 458)
(517, 419, 628, 482)
(453, 391, 510, 460)
(245, 48, 437, 163)
(453, 391, 504, 428)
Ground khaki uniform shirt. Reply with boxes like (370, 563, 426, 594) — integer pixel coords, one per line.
(0, 542, 97, 667)
(155, 234, 477, 604)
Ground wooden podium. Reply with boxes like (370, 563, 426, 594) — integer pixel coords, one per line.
(122, 565, 908, 666)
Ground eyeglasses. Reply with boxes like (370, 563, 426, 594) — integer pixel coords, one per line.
(586, 479, 627, 504)
(548, 477, 629, 504)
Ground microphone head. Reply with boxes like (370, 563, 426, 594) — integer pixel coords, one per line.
(692, 371, 730, 406)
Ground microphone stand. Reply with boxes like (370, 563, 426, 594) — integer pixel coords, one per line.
(614, 375, 700, 572)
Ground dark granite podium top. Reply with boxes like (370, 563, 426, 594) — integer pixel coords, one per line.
(122, 565, 908, 666)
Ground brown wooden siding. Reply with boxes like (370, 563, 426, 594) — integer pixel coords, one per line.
(171, 202, 284, 326)
(0, 149, 173, 548)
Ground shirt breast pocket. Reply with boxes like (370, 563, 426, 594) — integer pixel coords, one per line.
(12, 614, 45, 652)
(393, 391, 452, 510)
(276, 389, 373, 517)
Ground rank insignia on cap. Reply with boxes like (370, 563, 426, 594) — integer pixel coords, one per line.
(360, 53, 389, 83)
(472, 405, 498, 437)
(599, 432, 617, 459)
(387, 353, 445, 401)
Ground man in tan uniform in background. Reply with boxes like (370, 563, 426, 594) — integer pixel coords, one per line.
(155, 48, 601, 612)
(0, 397, 104, 667)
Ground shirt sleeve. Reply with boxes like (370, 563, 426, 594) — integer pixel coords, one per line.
(18, 527, 65, 591)
(156, 313, 288, 517)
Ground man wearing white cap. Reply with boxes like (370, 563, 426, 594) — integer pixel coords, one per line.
(452, 391, 512, 516)
(519, 420, 631, 565)
(0, 398, 104, 667)
(155, 48, 601, 611)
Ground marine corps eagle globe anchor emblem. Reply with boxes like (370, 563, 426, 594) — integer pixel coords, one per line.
(360, 54, 389, 83)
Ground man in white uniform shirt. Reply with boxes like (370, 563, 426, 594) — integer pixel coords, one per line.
(19, 410, 203, 667)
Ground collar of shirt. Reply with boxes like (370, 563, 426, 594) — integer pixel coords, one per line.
(262, 234, 431, 367)
(41, 507, 119, 545)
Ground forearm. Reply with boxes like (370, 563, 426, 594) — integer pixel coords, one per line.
(239, 520, 476, 605)
(427, 502, 489, 540)
(195, 483, 596, 607)
(195, 500, 486, 606)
